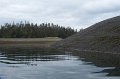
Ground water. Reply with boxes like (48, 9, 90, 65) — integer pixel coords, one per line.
(0, 47, 119, 79)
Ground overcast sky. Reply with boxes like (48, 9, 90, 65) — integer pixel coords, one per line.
(0, 0, 120, 29)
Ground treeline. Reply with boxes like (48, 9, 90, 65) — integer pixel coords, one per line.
(0, 22, 77, 38)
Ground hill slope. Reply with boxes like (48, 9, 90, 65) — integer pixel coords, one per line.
(54, 16, 120, 53)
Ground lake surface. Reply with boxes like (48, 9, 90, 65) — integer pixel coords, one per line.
(0, 47, 120, 79)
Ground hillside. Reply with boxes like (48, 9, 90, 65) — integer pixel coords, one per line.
(53, 16, 120, 53)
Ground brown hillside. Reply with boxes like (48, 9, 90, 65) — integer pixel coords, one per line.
(53, 16, 120, 53)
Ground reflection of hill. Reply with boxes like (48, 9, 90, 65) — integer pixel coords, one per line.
(72, 50, 120, 76)
(100, 67, 120, 76)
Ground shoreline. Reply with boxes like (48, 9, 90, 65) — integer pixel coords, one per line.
(0, 38, 62, 48)
(55, 47, 120, 55)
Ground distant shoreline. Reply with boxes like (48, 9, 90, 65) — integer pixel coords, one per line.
(0, 38, 62, 48)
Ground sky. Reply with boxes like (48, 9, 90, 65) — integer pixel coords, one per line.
(0, 0, 120, 29)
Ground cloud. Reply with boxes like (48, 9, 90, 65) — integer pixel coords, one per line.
(0, 0, 120, 29)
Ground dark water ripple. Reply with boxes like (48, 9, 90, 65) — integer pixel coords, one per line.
(0, 47, 119, 79)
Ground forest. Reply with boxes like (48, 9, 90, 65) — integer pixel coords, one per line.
(0, 22, 77, 38)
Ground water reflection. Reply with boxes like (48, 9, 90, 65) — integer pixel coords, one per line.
(0, 47, 68, 65)
(72, 51, 120, 76)
(0, 47, 120, 79)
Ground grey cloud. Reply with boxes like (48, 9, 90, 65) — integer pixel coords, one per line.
(0, 0, 120, 29)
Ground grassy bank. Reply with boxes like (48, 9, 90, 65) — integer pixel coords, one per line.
(0, 37, 62, 48)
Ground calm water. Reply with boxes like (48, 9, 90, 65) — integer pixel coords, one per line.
(0, 47, 120, 79)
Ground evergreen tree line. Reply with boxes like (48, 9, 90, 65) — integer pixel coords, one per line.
(0, 22, 77, 38)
